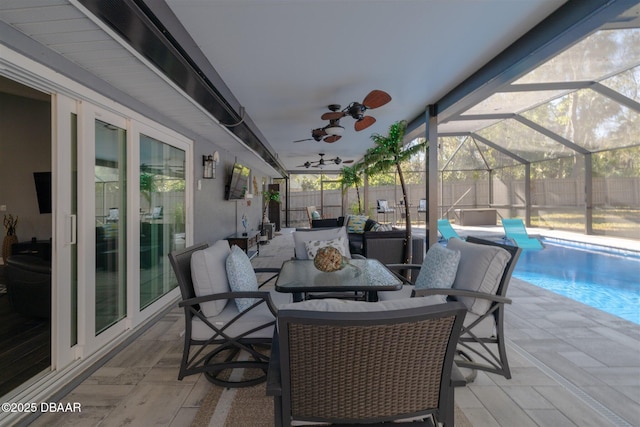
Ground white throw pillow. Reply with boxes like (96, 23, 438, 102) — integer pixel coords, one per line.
(415, 244, 461, 291)
(190, 240, 231, 317)
(225, 245, 259, 312)
(304, 236, 348, 258)
(446, 238, 510, 315)
(293, 227, 351, 259)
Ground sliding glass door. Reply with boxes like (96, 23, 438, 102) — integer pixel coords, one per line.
(139, 134, 185, 308)
(95, 119, 127, 334)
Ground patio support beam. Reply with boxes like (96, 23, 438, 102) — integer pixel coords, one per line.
(432, 0, 638, 123)
(427, 104, 439, 248)
(592, 83, 640, 113)
(525, 163, 532, 226)
(470, 134, 529, 164)
(585, 153, 594, 235)
(514, 116, 590, 155)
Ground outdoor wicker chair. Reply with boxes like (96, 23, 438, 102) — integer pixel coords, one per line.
(168, 241, 289, 387)
(267, 298, 467, 426)
(382, 236, 521, 380)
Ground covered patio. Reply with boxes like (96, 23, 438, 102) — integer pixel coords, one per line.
(29, 229, 639, 427)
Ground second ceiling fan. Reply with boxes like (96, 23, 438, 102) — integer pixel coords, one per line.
(296, 153, 354, 169)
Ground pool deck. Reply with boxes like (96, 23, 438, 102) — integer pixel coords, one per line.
(29, 226, 640, 426)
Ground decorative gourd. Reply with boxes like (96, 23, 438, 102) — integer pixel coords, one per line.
(313, 246, 347, 272)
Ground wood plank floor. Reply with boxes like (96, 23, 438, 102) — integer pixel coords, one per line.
(24, 229, 640, 426)
(0, 293, 50, 397)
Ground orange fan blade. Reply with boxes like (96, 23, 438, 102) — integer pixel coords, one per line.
(354, 116, 375, 131)
(342, 160, 355, 164)
(323, 135, 342, 143)
(362, 90, 391, 109)
(321, 111, 345, 121)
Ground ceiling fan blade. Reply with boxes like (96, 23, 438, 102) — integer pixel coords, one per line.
(293, 138, 313, 143)
(323, 135, 341, 143)
(354, 115, 376, 131)
(342, 160, 355, 164)
(362, 90, 392, 109)
(321, 111, 345, 121)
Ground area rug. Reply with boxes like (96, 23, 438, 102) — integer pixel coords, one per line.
(191, 371, 473, 427)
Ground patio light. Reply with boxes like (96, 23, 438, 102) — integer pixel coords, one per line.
(203, 151, 220, 179)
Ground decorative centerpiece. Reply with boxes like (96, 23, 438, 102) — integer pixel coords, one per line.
(3, 214, 19, 263)
(312, 246, 363, 274)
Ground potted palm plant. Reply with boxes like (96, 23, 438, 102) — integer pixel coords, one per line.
(363, 120, 427, 264)
(262, 188, 280, 224)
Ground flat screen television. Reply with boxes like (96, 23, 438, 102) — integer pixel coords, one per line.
(224, 163, 250, 200)
(33, 172, 52, 214)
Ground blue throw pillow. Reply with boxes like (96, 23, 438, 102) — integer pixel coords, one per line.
(225, 245, 259, 312)
(415, 244, 461, 290)
(311, 210, 321, 220)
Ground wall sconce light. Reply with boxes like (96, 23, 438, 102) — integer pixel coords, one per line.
(203, 151, 220, 179)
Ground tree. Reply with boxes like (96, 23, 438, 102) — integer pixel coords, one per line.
(363, 120, 427, 264)
(338, 163, 364, 214)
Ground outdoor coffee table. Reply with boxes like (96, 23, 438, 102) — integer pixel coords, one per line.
(275, 258, 402, 302)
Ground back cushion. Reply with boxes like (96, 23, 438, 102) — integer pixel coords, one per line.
(446, 238, 510, 315)
(415, 244, 460, 290)
(190, 240, 231, 317)
(293, 227, 351, 259)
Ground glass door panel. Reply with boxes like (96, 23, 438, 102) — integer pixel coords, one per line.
(95, 119, 127, 334)
(139, 134, 185, 308)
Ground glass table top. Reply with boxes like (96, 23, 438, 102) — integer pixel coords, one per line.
(275, 258, 402, 292)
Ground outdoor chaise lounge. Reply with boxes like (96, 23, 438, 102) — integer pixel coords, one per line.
(502, 218, 543, 249)
(437, 218, 462, 241)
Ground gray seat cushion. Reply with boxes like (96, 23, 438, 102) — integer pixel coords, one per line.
(191, 290, 291, 340)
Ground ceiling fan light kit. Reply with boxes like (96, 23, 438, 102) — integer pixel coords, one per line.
(324, 124, 344, 136)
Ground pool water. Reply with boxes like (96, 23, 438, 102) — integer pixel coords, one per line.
(512, 238, 640, 324)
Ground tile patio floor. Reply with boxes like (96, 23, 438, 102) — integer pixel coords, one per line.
(28, 226, 640, 426)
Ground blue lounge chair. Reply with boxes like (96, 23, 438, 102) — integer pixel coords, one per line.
(437, 219, 462, 241)
(501, 218, 543, 249)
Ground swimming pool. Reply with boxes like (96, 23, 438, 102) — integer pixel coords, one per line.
(512, 238, 640, 325)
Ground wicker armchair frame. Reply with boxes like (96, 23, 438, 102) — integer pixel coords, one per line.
(267, 301, 467, 426)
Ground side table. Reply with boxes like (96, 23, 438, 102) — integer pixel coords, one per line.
(226, 231, 260, 259)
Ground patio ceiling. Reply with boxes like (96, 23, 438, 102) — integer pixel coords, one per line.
(1, 1, 639, 176)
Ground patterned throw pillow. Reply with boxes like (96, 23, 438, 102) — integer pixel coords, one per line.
(304, 236, 347, 259)
(225, 245, 259, 312)
(415, 244, 461, 293)
(346, 215, 368, 233)
(376, 223, 394, 232)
